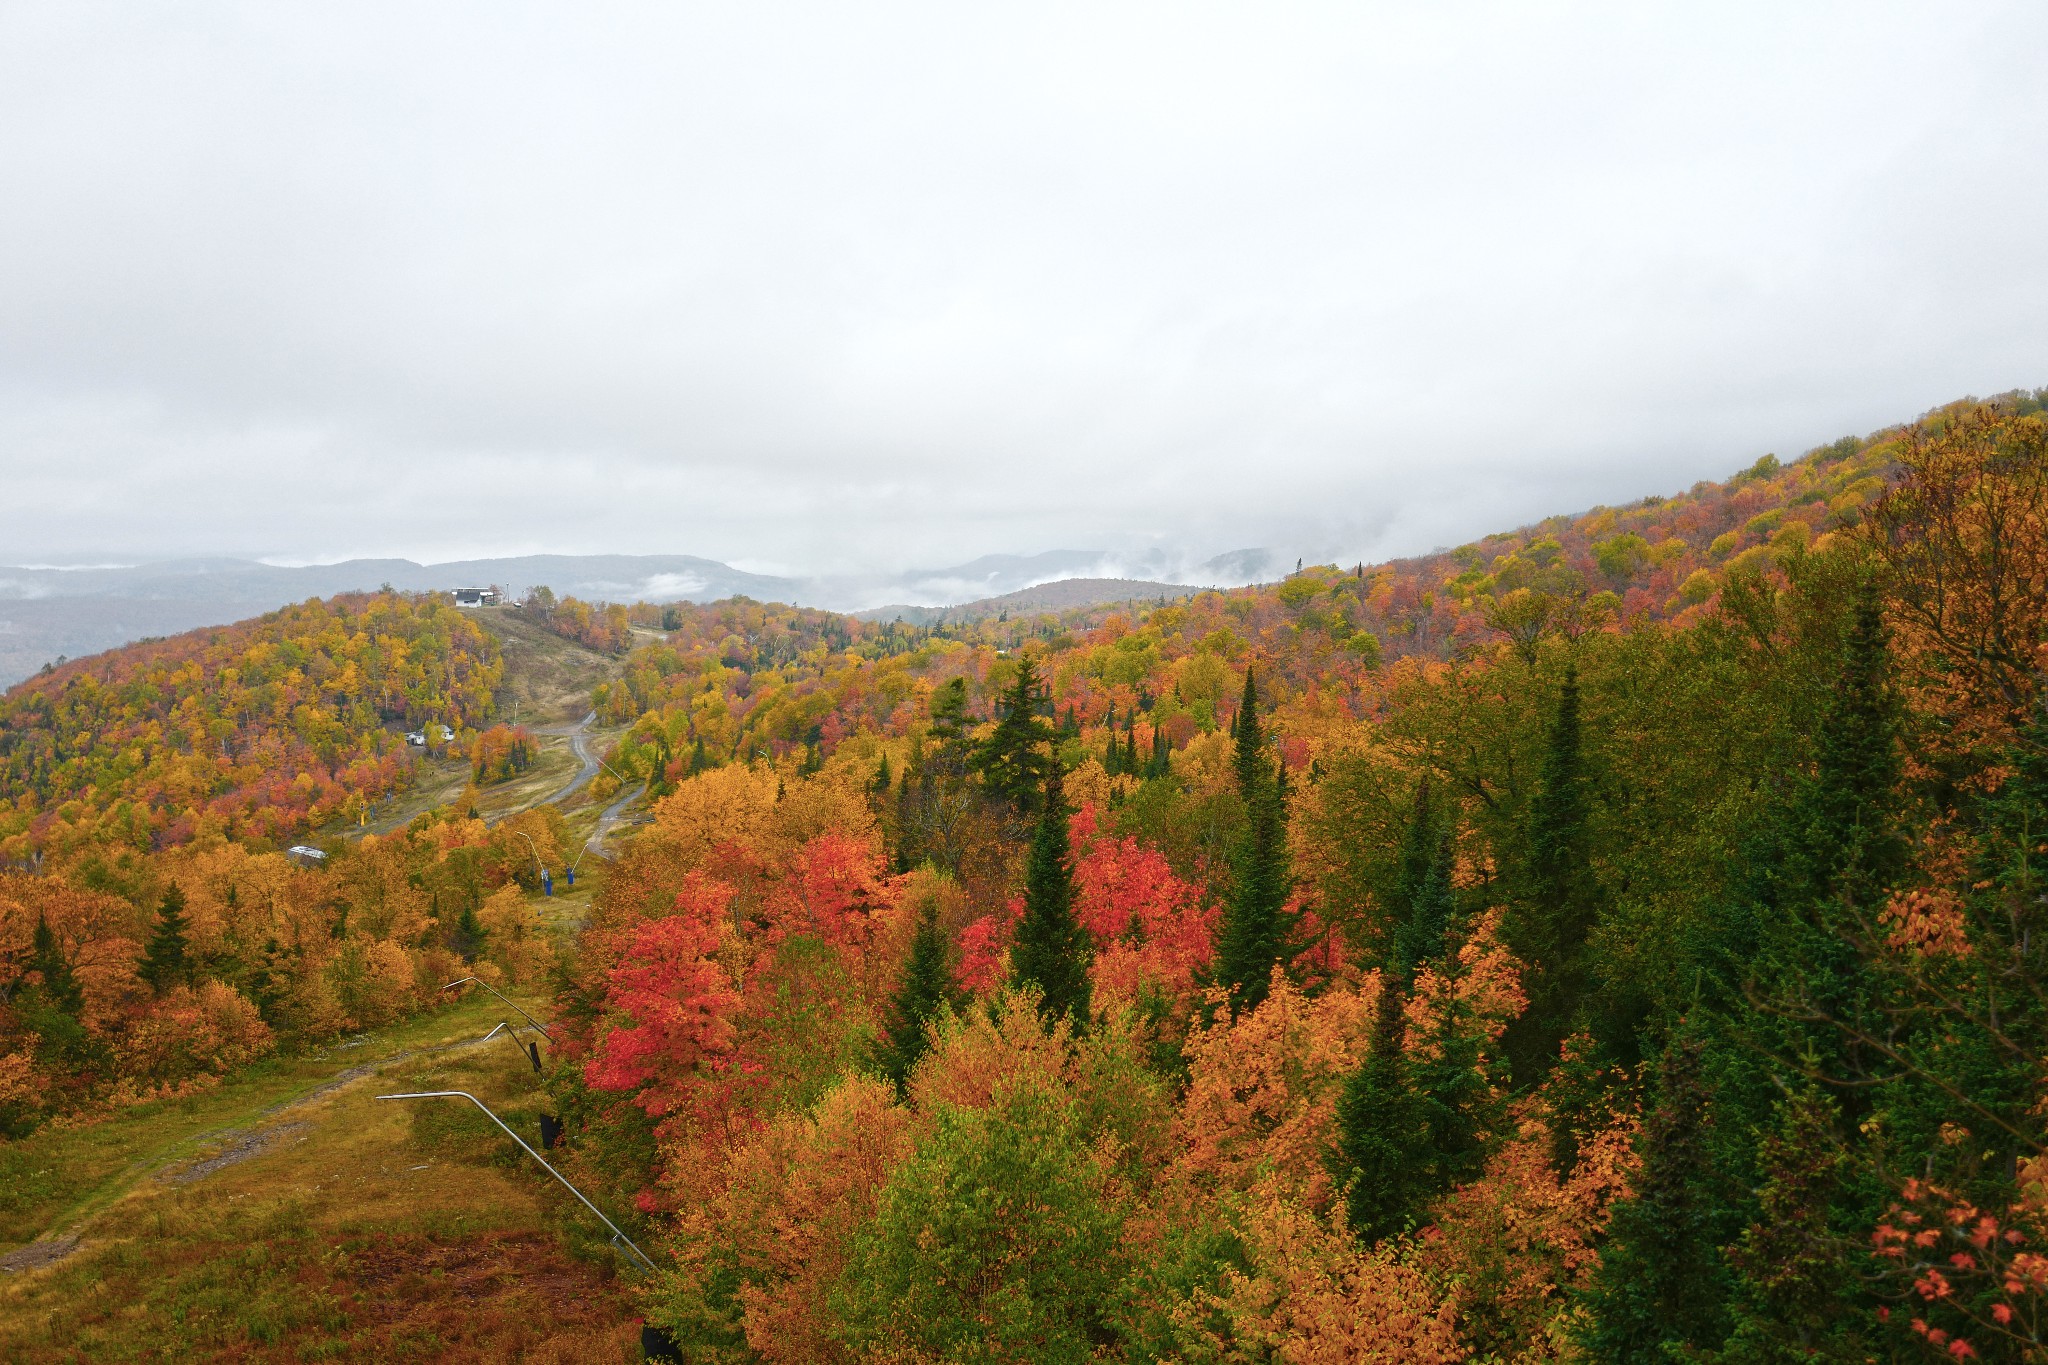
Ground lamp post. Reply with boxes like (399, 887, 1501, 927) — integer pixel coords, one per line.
(375, 1090, 657, 1275)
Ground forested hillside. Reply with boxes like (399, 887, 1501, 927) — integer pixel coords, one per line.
(549, 392, 2048, 1360)
(0, 593, 501, 867)
(7, 389, 2048, 1360)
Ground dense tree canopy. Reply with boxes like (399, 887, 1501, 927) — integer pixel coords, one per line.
(14, 390, 2048, 1359)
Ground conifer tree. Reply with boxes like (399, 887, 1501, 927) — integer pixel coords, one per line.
(649, 734, 673, 795)
(1211, 665, 1292, 1014)
(929, 676, 970, 747)
(1504, 664, 1598, 1081)
(1752, 584, 1906, 1079)
(452, 899, 487, 962)
(1794, 586, 1905, 908)
(1714, 1089, 1865, 1359)
(881, 899, 957, 1088)
(1334, 776, 1489, 1244)
(1010, 764, 1091, 1027)
(973, 656, 1053, 812)
(19, 912, 91, 1069)
(1389, 777, 1457, 980)
(1332, 985, 1433, 1241)
(139, 882, 192, 995)
(1122, 725, 1138, 776)
(29, 912, 82, 1016)
(1577, 1035, 1735, 1359)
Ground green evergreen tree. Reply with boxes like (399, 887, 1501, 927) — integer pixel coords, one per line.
(1389, 777, 1457, 980)
(973, 656, 1054, 812)
(17, 912, 92, 1072)
(1503, 664, 1598, 1082)
(1744, 584, 1906, 1091)
(1711, 1090, 1865, 1363)
(1799, 589, 1906, 903)
(880, 899, 957, 1088)
(1009, 764, 1092, 1027)
(452, 899, 487, 963)
(649, 733, 673, 795)
(1211, 666, 1293, 1014)
(29, 912, 83, 1016)
(1332, 985, 1434, 1241)
(1577, 1034, 1735, 1359)
(929, 676, 970, 747)
(138, 882, 192, 995)
(1334, 781, 1491, 1245)
(1122, 724, 1139, 776)
(893, 745, 922, 873)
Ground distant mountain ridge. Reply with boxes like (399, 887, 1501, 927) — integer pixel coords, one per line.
(855, 578, 1206, 626)
(0, 549, 1268, 686)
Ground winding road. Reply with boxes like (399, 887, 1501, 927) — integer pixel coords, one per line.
(533, 711, 601, 805)
(529, 712, 648, 861)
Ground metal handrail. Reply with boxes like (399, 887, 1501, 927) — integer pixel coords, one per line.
(441, 977, 551, 1038)
(376, 1090, 659, 1276)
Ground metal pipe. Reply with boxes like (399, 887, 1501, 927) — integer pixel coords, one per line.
(511, 830, 546, 879)
(376, 1090, 658, 1275)
(481, 1021, 542, 1071)
(441, 977, 552, 1038)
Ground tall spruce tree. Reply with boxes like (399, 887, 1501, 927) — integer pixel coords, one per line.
(1577, 1034, 1736, 1359)
(1702, 586, 1915, 1356)
(1333, 775, 1488, 1243)
(1622, 581, 1914, 1360)
(1009, 763, 1092, 1027)
(29, 912, 83, 1016)
(930, 677, 970, 747)
(1503, 664, 1598, 1082)
(881, 899, 957, 1088)
(1332, 985, 1434, 1241)
(138, 882, 192, 995)
(19, 912, 91, 1070)
(1793, 587, 1906, 909)
(1211, 665, 1293, 1014)
(972, 658, 1054, 812)
(1389, 777, 1458, 980)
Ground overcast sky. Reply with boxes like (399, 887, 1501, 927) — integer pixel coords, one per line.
(1, 2, 2043, 576)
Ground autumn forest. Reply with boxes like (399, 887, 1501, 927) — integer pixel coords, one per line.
(7, 390, 2048, 1362)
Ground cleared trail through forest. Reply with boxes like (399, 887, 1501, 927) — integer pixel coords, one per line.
(0, 998, 518, 1277)
(583, 779, 648, 863)
(532, 711, 601, 806)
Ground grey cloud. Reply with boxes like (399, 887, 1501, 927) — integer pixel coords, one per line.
(0, 2, 2044, 575)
